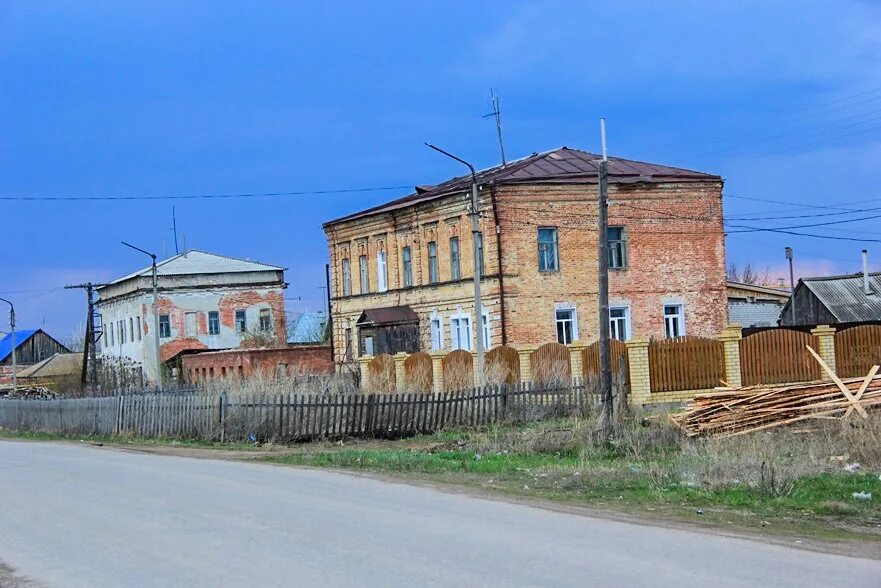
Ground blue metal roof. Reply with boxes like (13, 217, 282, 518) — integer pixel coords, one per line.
(0, 329, 38, 362)
(287, 312, 328, 344)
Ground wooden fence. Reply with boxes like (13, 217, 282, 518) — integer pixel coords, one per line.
(648, 336, 724, 392)
(582, 340, 628, 383)
(0, 383, 599, 442)
(835, 324, 881, 378)
(531, 343, 571, 384)
(739, 329, 821, 386)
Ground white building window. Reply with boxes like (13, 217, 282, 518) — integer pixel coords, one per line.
(450, 314, 472, 351)
(377, 250, 388, 292)
(555, 307, 577, 344)
(481, 312, 491, 349)
(430, 317, 442, 351)
(364, 335, 375, 356)
(609, 306, 631, 341)
(664, 304, 686, 338)
(341, 258, 352, 296)
(259, 308, 272, 332)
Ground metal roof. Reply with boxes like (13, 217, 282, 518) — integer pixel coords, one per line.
(101, 250, 285, 288)
(727, 281, 791, 300)
(799, 272, 881, 322)
(356, 305, 419, 326)
(324, 147, 721, 226)
(287, 312, 328, 344)
(18, 353, 81, 379)
(0, 329, 38, 362)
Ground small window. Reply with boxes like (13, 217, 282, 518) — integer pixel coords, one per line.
(129, 317, 134, 342)
(345, 328, 353, 361)
(109, 322, 114, 346)
(402, 247, 413, 287)
(137, 319, 142, 341)
(451, 315, 471, 351)
(609, 227, 627, 269)
(341, 258, 352, 296)
(377, 250, 388, 292)
(555, 308, 576, 344)
(259, 308, 271, 332)
(450, 237, 461, 280)
(359, 255, 370, 294)
(119, 321, 125, 345)
(430, 318, 442, 351)
(208, 311, 220, 335)
(664, 304, 685, 338)
(609, 306, 630, 341)
(364, 335, 375, 356)
(185, 312, 198, 337)
(538, 228, 559, 272)
(428, 241, 439, 283)
(481, 312, 490, 349)
(159, 315, 171, 338)
(235, 310, 247, 333)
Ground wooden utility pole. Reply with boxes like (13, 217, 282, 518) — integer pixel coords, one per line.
(65, 282, 104, 391)
(597, 118, 613, 434)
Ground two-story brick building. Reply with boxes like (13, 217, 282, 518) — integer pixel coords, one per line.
(323, 147, 727, 367)
(97, 250, 287, 384)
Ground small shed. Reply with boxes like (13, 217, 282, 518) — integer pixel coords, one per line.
(356, 305, 420, 356)
(780, 272, 881, 326)
(727, 281, 790, 327)
(18, 353, 82, 389)
(0, 329, 70, 366)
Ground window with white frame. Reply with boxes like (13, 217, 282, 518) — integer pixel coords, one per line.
(450, 314, 472, 351)
(377, 250, 388, 292)
(664, 304, 685, 338)
(609, 306, 630, 341)
(430, 317, 442, 351)
(538, 228, 559, 272)
(481, 312, 490, 349)
(555, 307, 577, 344)
(259, 308, 272, 332)
(402, 246, 413, 287)
(341, 258, 352, 296)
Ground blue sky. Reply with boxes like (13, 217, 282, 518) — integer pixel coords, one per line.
(2, 1, 881, 338)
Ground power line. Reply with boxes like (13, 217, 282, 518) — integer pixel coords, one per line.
(0, 185, 413, 202)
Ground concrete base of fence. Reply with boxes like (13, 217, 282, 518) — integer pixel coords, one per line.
(811, 325, 836, 378)
(649, 388, 715, 404)
(719, 325, 743, 388)
(626, 337, 651, 405)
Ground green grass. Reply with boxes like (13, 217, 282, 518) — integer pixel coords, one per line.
(0, 428, 263, 451)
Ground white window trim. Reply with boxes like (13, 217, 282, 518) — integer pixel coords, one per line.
(609, 305, 631, 341)
(377, 250, 388, 292)
(430, 317, 443, 351)
(664, 303, 686, 338)
(480, 310, 491, 349)
(449, 311, 472, 351)
(554, 305, 578, 344)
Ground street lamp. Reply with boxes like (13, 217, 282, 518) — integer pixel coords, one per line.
(425, 143, 485, 383)
(122, 242, 162, 391)
(785, 246, 795, 325)
(0, 297, 16, 396)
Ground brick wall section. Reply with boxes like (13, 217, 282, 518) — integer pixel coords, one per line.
(324, 180, 726, 364)
(182, 346, 333, 382)
(728, 300, 785, 327)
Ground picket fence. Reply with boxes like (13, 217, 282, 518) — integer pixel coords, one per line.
(0, 381, 600, 442)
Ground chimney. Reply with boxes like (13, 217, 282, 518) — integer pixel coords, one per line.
(862, 249, 872, 295)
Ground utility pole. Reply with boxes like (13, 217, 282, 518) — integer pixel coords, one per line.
(483, 89, 507, 166)
(0, 297, 16, 396)
(597, 118, 613, 434)
(785, 246, 795, 324)
(122, 241, 162, 391)
(426, 143, 485, 383)
(64, 283, 104, 391)
(172, 206, 180, 255)
(325, 263, 334, 363)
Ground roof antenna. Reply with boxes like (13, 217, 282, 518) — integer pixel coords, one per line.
(172, 206, 180, 255)
(483, 89, 507, 167)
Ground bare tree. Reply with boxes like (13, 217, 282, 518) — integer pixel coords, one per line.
(61, 321, 86, 352)
(727, 263, 774, 286)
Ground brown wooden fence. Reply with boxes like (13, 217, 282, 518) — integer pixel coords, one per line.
(531, 342, 571, 384)
(0, 383, 598, 442)
(485, 345, 520, 385)
(366, 354, 395, 392)
(442, 349, 474, 391)
(739, 329, 821, 386)
(582, 340, 629, 384)
(649, 336, 724, 393)
(835, 324, 881, 378)
(403, 352, 433, 392)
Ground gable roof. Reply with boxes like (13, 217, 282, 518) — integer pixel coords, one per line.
(287, 312, 328, 344)
(18, 353, 81, 379)
(324, 146, 721, 227)
(102, 250, 285, 287)
(0, 329, 38, 362)
(727, 281, 791, 301)
(796, 272, 881, 322)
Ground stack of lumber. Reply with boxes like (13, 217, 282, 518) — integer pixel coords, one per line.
(674, 374, 881, 438)
(0, 384, 58, 400)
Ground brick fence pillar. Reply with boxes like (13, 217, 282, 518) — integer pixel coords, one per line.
(625, 337, 651, 405)
(810, 325, 837, 378)
(517, 346, 534, 384)
(568, 342, 585, 382)
(393, 352, 408, 392)
(358, 356, 372, 392)
(430, 352, 445, 393)
(718, 325, 743, 388)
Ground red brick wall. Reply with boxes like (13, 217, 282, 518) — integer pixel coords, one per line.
(182, 346, 333, 382)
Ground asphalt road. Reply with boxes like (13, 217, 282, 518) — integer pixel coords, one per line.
(1, 441, 879, 588)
